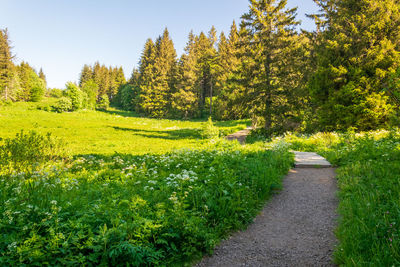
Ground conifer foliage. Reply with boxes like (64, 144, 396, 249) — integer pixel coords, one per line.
(78, 62, 126, 103)
(309, 0, 400, 131)
(0, 29, 46, 102)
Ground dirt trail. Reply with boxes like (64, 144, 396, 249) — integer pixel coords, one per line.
(197, 168, 338, 267)
(225, 127, 252, 144)
(197, 131, 338, 266)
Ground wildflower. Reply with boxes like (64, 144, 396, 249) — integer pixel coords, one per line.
(50, 200, 57, 205)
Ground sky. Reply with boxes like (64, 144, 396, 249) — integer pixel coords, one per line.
(0, 0, 319, 89)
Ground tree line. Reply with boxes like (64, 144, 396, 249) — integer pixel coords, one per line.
(0, 29, 47, 102)
(1, 0, 400, 134)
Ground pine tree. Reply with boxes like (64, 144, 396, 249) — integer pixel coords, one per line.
(38, 68, 47, 88)
(213, 21, 242, 119)
(172, 31, 199, 118)
(239, 0, 301, 133)
(139, 29, 177, 118)
(79, 64, 93, 87)
(0, 29, 15, 101)
(194, 28, 217, 116)
(309, 0, 400, 130)
(138, 38, 156, 115)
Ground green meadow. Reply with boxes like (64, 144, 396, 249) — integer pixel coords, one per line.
(0, 100, 250, 155)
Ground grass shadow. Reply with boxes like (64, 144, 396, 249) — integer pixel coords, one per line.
(111, 126, 203, 140)
(99, 108, 140, 118)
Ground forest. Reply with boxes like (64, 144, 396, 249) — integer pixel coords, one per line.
(1, 0, 400, 266)
(2, 0, 399, 135)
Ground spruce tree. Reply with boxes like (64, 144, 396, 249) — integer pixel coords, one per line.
(79, 64, 93, 87)
(0, 29, 15, 101)
(139, 29, 177, 118)
(213, 21, 242, 119)
(138, 38, 156, 115)
(172, 31, 199, 118)
(194, 28, 217, 116)
(310, 0, 400, 130)
(38, 68, 47, 88)
(239, 0, 301, 133)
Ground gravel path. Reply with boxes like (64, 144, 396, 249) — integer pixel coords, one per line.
(196, 167, 338, 267)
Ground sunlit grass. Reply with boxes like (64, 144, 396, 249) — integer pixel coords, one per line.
(0, 100, 250, 155)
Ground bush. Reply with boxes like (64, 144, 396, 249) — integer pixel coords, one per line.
(81, 80, 98, 110)
(0, 131, 65, 174)
(65, 82, 84, 111)
(52, 97, 72, 113)
(48, 88, 64, 98)
(97, 94, 110, 110)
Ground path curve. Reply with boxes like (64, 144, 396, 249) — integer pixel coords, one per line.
(196, 154, 338, 266)
(225, 127, 252, 144)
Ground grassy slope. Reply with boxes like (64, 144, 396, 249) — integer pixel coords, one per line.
(0, 100, 250, 155)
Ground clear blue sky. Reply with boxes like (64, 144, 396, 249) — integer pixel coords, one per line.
(0, 0, 319, 89)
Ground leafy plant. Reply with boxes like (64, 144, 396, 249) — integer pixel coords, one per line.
(52, 97, 72, 113)
(0, 130, 65, 174)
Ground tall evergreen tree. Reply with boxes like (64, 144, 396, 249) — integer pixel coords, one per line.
(213, 21, 242, 119)
(309, 0, 400, 130)
(38, 67, 47, 88)
(0, 29, 15, 101)
(139, 29, 177, 117)
(79, 64, 93, 87)
(172, 31, 199, 118)
(195, 28, 217, 116)
(239, 0, 301, 132)
(138, 38, 156, 115)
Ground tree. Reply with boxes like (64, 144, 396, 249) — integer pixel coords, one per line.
(194, 28, 217, 116)
(0, 29, 15, 101)
(81, 79, 98, 109)
(172, 31, 199, 118)
(137, 38, 156, 115)
(309, 0, 400, 131)
(213, 21, 243, 119)
(139, 29, 177, 118)
(16, 62, 45, 102)
(38, 68, 47, 88)
(65, 82, 84, 111)
(79, 64, 93, 87)
(239, 0, 301, 133)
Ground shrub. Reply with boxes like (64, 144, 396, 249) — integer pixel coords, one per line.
(65, 82, 84, 111)
(52, 97, 72, 113)
(48, 88, 64, 98)
(81, 80, 98, 110)
(0, 131, 65, 174)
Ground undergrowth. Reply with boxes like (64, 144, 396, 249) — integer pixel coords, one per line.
(0, 132, 292, 266)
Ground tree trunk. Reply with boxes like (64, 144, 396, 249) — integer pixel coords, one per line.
(209, 77, 213, 116)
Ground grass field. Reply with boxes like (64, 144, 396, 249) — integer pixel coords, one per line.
(0, 100, 250, 155)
